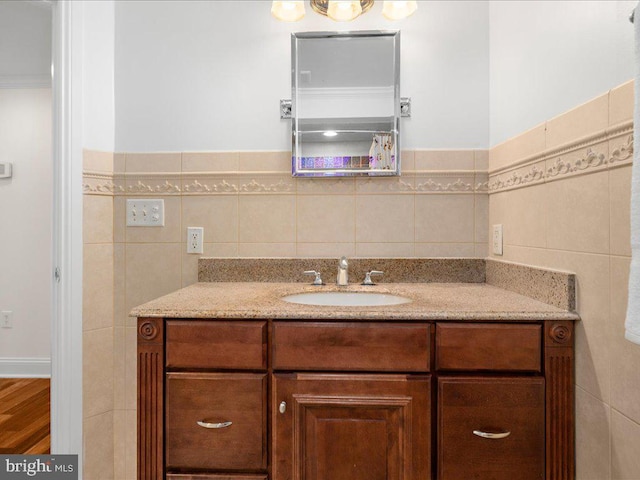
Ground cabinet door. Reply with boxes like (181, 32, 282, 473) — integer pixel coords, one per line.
(166, 372, 267, 471)
(272, 373, 431, 480)
(438, 377, 545, 480)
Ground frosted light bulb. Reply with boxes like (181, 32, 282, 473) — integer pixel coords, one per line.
(271, 1, 305, 21)
(381, 1, 417, 20)
(327, 1, 362, 21)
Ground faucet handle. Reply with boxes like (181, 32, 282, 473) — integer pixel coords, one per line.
(303, 270, 324, 285)
(362, 270, 384, 285)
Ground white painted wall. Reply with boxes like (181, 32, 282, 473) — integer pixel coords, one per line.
(0, 88, 52, 373)
(489, 0, 636, 147)
(114, 0, 490, 151)
(0, 2, 52, 376)
(0, 1, 51, 81)
(83, 0, 115, 151)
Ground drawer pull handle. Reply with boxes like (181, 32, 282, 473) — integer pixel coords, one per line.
(279, 401, 287, 414)
(473, 429, 511, 439)
(196, 420, 232, 429)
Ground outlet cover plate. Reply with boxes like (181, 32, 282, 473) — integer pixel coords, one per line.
(126, 199, 165, 227)
(187, 227, 204, 254)
(1, 311, 13, 328)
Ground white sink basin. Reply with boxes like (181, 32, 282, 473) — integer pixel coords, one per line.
(281, 291, 412, 307)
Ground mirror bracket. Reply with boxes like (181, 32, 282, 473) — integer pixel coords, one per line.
(400, 97, 411, 118)
(280, 97, 410, 119)
(280, 99, 292, 119)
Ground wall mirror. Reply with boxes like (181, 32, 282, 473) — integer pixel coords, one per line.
(291, 30, 400, 177)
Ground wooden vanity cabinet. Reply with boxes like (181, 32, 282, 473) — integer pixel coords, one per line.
(138, 318, 574, 480)
(272, 373, 431, 480)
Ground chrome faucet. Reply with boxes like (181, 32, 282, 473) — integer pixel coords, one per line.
(336, 256, 349, 286)
(303, 270, 324, 285)
(362, 270, 384, 285)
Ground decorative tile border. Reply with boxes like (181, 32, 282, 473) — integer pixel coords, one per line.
(545, 148, 607, 179)
(488, 129, 633, 194)
(83, 170, 490, 196)
(83, 173, 124, 196)
(609, 134, 634, 166)
(83, 150, 492, 196)
(490, 120, 632, 175)
(182, 177, 238, 194)
(488, 161, 546, 193)
(82, 126, 631, 198)
(415, 177, 473, 192)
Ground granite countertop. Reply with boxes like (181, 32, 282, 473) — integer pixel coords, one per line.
(130, 281, 579, 322)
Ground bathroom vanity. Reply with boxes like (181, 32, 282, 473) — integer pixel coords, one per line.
(133, 259, 578, 480)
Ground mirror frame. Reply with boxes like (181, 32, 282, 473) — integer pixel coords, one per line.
(291, 30, 401, 177)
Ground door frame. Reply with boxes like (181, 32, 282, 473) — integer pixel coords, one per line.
(51, 0, 83, 467)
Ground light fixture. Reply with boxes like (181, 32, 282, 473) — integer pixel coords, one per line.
(272, 0, 416, 22)
(311, 0, 372, 20)
(271, 1, 306, 22)
(327, 1, 363, 21)
(381, 1, 417, 20)
(323, 130, 338, 137)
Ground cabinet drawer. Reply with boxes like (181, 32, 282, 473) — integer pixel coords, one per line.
(166, 373, 267, 471)
(167, 476, 267, 480)
(273, 322, 430, 372)
(166, 320, 266, 370)
(438, 377, 545, 480)
(436, 323, 541, 372)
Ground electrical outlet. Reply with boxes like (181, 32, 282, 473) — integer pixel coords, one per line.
(492, 224, 503, 256)
(126, 199, 165, 227)
(187, 227, 204, 254)
(1, 311, 13, 329)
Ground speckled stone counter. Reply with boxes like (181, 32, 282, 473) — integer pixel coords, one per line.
(198, 258, 486, 284)
(131, 257, 579, 321)
(135, 258, 579, 480)
(485, 258, 575, 310)
(130, 281, 579, 321)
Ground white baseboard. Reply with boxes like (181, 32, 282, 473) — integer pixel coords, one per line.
(0, 357, 51, 378)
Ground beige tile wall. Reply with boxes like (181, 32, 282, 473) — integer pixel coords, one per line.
(82, 150, 115, 480)
(84, 79, 637, 479)
(488, 79, 639, 480)
(83, 148, 489, 480)
(101, 149, 489, 264)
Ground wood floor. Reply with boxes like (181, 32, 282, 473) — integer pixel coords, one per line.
(0, 378, 50, 454)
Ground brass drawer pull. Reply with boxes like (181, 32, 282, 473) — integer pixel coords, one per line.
(473, 429, 511, 439)
(196, 420, 232, 429)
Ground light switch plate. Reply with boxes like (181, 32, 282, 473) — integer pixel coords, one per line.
(126, 199, 165, 227)
(492, 224, 503, 256)
(0, 163, 12, 179)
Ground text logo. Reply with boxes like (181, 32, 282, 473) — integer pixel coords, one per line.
(0, 456, 77, 480)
